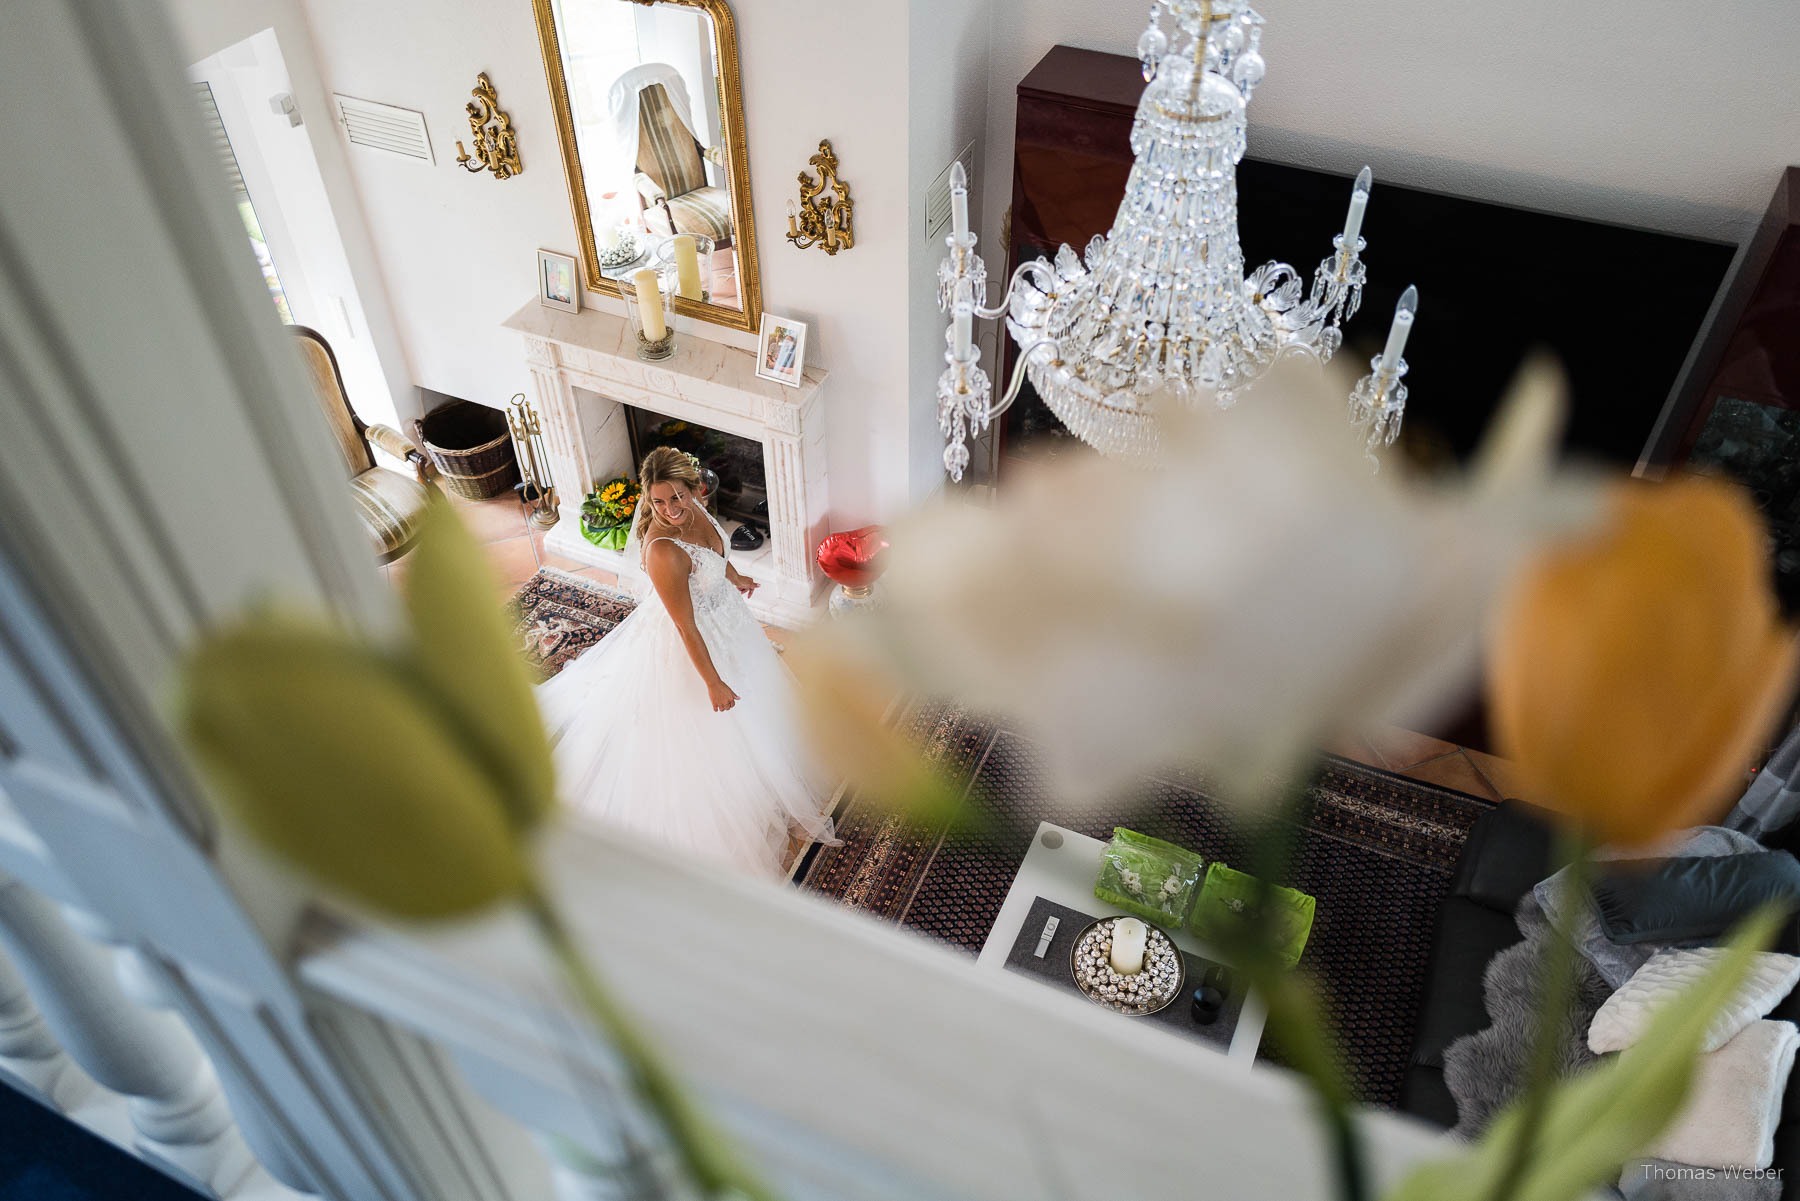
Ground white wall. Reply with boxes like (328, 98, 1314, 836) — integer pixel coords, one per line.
(981, 0, 1800, 250)
(193, 29, 402, 431)
(907, 0, 992, 503)
(168, 0, 916, 527)
(166, 0, 422, 429)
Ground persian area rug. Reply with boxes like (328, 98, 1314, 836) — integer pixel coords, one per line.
(795, 698, 1497, 1107)
(508, 567, 638, 679)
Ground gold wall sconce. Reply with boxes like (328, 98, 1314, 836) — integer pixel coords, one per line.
(785, 139, 853, 254)
(455, 73, 523, 179)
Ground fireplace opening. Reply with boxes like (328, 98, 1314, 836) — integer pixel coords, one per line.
(622, 404, 768, 531)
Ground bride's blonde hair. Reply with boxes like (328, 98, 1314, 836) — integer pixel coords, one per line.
(634, 446, 704, 542)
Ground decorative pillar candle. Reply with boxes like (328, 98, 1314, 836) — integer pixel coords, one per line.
(1110, 917, 1147, 974)
(672, 234, 702, 300)
(632, 269, 666, 341)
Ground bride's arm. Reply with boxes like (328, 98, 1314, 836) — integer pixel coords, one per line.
(647, 540, 739, 711)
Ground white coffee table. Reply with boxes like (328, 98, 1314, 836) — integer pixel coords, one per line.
(976, 821, 1267, 1064)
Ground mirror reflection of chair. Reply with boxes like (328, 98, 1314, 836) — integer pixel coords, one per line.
(290, 326, 441, 563)
(609, 63, 733, 247)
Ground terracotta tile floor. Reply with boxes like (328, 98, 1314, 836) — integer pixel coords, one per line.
(387, 490, 1523, 802)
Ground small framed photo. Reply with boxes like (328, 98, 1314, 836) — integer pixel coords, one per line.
(537, 249, 580, 314)
(755, 313, 808, 387)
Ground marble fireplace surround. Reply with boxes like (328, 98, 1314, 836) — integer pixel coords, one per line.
(504, 301, 830, 627)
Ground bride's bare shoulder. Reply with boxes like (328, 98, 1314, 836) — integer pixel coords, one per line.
(644, 536, 691, 579)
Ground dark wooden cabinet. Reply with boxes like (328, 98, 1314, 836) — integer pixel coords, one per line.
(1000, 47, 1143, 471)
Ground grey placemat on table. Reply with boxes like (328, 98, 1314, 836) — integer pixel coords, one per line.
(1003, 896, 1248, 1055)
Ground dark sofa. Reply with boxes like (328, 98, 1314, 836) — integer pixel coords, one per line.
(1399, 799, 1800, 1180)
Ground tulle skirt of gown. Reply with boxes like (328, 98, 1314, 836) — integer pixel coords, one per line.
(533, 579, 837, 877)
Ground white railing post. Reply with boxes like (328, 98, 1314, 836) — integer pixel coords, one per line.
(0, 940, 92, 1111)
(0, 870, 253, 1197)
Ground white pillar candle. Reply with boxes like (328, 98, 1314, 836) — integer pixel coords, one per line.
(1379, 285, 1418, 375)
(950, 160, 970, 243)
(1110, 917, 1147, 975)
(671, 235, 702, 300)
(1342, 165, 1372, 246)
(632, 269, 666, 342)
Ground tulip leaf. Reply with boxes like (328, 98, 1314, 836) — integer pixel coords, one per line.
(182, 619, 529, 919)
(400, 503, 558, 832)
(1383, 906, 1783, 1201)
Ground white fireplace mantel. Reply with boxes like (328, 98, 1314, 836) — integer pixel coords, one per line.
(504, 301, 831, 627)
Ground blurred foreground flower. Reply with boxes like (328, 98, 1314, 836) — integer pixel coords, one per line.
(1488, 477, 1800, 846)
(182, 503, 781, 1201)
(803, 356, 1598, 809)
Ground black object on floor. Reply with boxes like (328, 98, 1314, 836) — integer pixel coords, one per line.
(0, 1083, 203, 1201)
(730, 523, 765, 551)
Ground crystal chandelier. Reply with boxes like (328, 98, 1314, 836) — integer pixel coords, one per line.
(937, 0, 1420, 479)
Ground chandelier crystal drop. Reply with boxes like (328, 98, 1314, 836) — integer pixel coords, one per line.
(936, 0, 1418, 477)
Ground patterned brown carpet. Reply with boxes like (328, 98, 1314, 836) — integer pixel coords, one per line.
(796, 698, 1497, 1107)
(505, 571, 1496, 1106)
(509, 567, 638, 679)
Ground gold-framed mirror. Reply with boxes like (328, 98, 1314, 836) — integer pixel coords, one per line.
(531, 0, 761, 332)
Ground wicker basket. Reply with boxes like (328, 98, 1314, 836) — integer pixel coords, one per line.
(414, 400, 520, 500)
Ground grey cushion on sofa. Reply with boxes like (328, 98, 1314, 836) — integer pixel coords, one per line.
(1535, 826, 1763, 987)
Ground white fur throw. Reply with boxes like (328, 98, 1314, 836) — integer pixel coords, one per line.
(1643, 1019, 1797, 1171)
(1588, 948, 1800, 1054)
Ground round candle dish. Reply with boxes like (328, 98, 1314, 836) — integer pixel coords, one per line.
(1069, 916, 1185, 1016)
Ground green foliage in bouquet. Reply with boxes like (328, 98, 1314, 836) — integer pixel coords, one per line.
(581, 475, 641, 553)
(1093, 828, 1205, 926)
(1189, 861, 1316, 970)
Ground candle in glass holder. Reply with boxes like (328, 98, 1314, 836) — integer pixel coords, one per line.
(672, 234, 702, 300)
(1110, 917, 1147, 974)
(632, 269, 666, 342)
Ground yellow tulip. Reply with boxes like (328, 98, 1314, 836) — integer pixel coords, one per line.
(401, 503, 558, 832)
(182, 621, 529, 918)
(1487, 478, 1799, 845)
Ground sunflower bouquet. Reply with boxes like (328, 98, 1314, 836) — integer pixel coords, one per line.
(580, 475, 640, 552)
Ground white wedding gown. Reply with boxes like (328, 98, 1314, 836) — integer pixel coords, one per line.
(534, 507, 837, 876)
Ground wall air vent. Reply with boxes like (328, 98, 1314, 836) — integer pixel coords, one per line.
(925, 142, 976, 239)
(334, 94, 434, 164)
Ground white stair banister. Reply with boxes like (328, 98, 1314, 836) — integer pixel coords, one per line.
(0, 871, 253, 1196)
(0, 939, 92, 1111)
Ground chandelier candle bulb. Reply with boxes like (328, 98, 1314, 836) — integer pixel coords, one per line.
(950, 161, 970, 244)
(633, 269, 666, 342)
(786, 199, 799, 239)
(1343, 166, 1373, 247)
(672, 235, 702, 300)
(1379, 285, 1418, 376)
(1110, 917, 1148, 975)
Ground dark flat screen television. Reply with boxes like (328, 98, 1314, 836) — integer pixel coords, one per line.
(1234, 158, 1737, 468)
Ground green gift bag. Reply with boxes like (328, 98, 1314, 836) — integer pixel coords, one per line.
(1093, 828, 1205, 927)
(1188, 862, 1316, 969)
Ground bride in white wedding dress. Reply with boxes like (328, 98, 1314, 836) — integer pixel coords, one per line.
(534, 446, 838, 876)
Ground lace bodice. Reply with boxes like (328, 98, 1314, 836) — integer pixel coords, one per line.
(658, 535, 737, 619)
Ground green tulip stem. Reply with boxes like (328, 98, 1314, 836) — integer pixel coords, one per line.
(1247, 785, 1368, 1201)
(520, 879, 782, 1201)
(1483, 828, 1591, 1201)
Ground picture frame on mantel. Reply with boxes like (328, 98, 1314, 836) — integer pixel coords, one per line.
(755, 312, 806, 387)
(537, 248, 580, 314)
